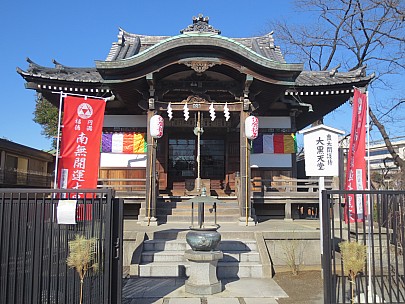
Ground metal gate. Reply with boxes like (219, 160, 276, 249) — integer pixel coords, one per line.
(0, 189, 123, 304)
(322, 190, 405, 303)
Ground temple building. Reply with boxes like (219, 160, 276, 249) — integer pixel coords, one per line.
(18, 15, 372, 225)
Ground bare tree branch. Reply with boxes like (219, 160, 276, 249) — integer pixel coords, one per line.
(269, 0, 405, 179)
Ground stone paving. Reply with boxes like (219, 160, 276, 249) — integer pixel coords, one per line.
(122, 277, 284, 303)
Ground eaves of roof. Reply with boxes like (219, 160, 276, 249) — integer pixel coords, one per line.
(294, 68, 374, 87)
(16, 60, 102, 83)
(0, 138, 54, 162)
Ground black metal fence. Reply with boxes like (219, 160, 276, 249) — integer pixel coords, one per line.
(322, 190, 405, 303)
(0, 189, 123, 304)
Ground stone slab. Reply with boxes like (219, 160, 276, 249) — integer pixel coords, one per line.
(122, 277, 288, 300)
(206, 298, 240, 304)
(185, 280, 223, 295)
(184, 249, 223, 261)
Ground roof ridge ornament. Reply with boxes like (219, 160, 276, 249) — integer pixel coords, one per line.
(180, 14, 221, 35)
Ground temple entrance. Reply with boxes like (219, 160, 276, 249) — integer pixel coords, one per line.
(168, 136, 225, 194)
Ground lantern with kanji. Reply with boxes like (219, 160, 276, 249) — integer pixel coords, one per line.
(150, 114, 164, 138)
(245, 116, 259, 140)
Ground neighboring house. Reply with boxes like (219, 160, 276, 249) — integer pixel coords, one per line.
(368, 139, 405, 189)
(336, 136, 405, 190)
(0, 138, 54, 188)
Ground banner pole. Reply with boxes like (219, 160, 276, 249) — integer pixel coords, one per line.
(366, 90, 372, 296)
(246, 137, 249, 226)
(53, 92, 65, 189)
(366, 90, 371, 191)
(319, 176, 325, 278)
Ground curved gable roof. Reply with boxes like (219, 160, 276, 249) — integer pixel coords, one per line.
(105, 28, 286, 63)
(96, 32, 303, 85)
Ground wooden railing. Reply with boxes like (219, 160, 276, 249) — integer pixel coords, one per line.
(251, 177, 334, 195)
(97, 178, 147, 195)
(250, 177, 337, 220)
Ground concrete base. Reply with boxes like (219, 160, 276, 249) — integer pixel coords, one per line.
(239, 216, 256, 226)
(184, 249, 223, 295)
(185, 280, 222, 295)
(141, 217, 158, 226)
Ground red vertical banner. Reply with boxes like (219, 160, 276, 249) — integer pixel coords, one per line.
(57, 96, 106, 198)
(345, 89, 367, 223)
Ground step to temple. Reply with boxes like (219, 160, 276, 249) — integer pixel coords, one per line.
(140, 199, 242, 223)
(134, 231, 265, 279)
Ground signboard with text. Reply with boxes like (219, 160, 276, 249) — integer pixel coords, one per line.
(300, 125, 344, 177)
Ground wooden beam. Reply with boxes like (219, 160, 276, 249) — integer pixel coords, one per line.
(154, 101, 243, 112)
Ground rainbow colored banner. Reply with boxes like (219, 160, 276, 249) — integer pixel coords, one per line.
(252, 133, 296, 154)
(101, 133, 147, 153)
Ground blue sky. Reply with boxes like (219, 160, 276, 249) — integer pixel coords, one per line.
(2, 0, 388, 151)
(1, 1, 298, 150)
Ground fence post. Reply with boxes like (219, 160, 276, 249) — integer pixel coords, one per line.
(110, 197, 123, 304)
(322, 190, 332, 303)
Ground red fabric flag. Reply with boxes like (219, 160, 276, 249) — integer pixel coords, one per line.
(273, 134, 285, 153)
(345, 89, 367, 223)
(57, 96, 106, 198)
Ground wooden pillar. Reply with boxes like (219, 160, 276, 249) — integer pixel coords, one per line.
(143, 110, 158, 226)
(290, 110, 298, 179)
(239, 109, 255, 226)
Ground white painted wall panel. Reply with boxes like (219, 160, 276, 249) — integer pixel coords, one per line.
(100, 153, 147, 168)
(103, 115, 147, 127)
(250, 154, 292, 168)
(258, 117, 291, 128)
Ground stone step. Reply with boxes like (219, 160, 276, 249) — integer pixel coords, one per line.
(143, 239, 258, 252)
(154, 200, 241, 224)
(217, 261, 263, 279)
(139, 262, 187, 277)
(156, 203, 239, 213)
(141, 251, 186, 263)
(157, 201, 239, 206)
(143, 239, 190, 251)
(156, 208, 240, 216)
(138, 261, 263, 278)
(157, 215, 240, 223)
(144, 231, 257, 240)
(141, 250, 260, 263)
(222, 251, 260, 262)
(219, 240, 258, 252)
(138, 234, 263, 279)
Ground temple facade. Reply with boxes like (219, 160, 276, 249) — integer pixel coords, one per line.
(18, 15, 372, 224)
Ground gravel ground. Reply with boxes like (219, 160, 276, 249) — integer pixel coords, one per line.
(273, 270, 324, 304)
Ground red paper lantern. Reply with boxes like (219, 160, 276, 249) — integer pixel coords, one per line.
(150, 115, 164, 138)
(245, 116, 259, 140)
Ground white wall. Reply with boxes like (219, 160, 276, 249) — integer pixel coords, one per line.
(100, 153, 147, 168)
(258, 116, 291, 128)
(250, 154, 292, 168)
(103, 115, 147, 128)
